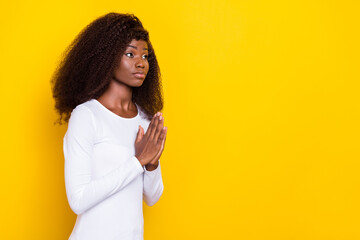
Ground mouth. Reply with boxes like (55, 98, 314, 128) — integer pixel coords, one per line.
(133, 72, 146, 79)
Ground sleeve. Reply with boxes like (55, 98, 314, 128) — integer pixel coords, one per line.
(63, 105, 144, 215)
(143, 160, 164, 206)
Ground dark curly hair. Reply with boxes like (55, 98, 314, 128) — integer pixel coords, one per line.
(51, 12, 163, 124)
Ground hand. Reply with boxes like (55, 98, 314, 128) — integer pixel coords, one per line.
(134, 112, 168, 167)
(146, 125, 167, 170)
(146, 112, 168, 169)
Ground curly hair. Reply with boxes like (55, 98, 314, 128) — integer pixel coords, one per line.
(51, 12, 163, 124)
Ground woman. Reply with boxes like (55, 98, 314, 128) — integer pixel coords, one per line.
(51, 12, 167, 240)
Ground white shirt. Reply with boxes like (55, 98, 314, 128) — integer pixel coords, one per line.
(63, 99, 164, 240)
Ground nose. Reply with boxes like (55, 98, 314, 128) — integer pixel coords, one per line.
(135, 58, 145, 68)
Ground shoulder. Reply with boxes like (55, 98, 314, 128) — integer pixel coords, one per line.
(70, 99, 101, 119)
(68, 100, 97, 132)
(73, 99, 98, 114)
(70, 103, 93, 122)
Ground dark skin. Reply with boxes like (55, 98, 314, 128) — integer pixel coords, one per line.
(97, 39, 167, 171)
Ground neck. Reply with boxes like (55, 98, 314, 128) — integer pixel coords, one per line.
(97, 79, 134, 110)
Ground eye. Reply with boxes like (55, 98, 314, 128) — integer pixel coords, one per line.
(142, 54, 148, 60)
(125, 52, 134, 57)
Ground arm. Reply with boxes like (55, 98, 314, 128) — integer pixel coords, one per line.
(143, 160, 164, 206)
(64, 105, 144, 215)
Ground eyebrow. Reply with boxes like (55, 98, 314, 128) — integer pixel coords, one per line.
(127, 45, 148, 50)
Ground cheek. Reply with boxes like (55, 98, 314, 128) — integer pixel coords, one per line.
(121, 59, 130, 67)
(119, 61, 132, 73)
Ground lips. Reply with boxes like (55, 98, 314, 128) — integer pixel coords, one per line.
(133, 72, 146, 79)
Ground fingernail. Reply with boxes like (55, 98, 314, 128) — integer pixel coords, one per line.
(159, 116, 162, 120)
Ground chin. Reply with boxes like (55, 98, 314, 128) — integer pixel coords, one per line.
(132, 81, 145, 87)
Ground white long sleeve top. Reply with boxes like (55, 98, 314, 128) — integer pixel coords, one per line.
(63, 99, 164, 240)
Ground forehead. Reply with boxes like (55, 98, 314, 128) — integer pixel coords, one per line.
(126, 39, 148, 50)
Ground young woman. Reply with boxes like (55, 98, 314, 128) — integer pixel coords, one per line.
(51, 12, 167, 240)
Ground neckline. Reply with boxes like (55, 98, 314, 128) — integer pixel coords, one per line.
(92, 99, 140, 120)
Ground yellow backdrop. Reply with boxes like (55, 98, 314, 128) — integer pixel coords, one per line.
(0, 0, 359, 239)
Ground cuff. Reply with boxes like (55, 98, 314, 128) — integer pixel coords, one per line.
(132, 156, 145, 174)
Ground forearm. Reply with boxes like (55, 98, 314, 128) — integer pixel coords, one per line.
(143, 160, 164, 206)
(65, 155, 144, 215)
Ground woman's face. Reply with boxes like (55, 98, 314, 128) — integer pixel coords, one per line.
(112, 39, 149, 87)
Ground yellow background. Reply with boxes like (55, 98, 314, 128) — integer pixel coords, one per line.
(0, 0, 359, 239)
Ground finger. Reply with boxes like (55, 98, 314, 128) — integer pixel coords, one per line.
(149, 114, 160, 140)
(163, 127, 167, 145)
(139, 125, 144, 139)
(153, 116, 164, 141)
(135, 125, 143, 144)
(157, 126, 167, 143)
(161, 127, 167, 149)
(152, 128, 167, 163)
(145, 112, 159, 138)
(150, 157, 160, 166)
(151, 146, 163, 164)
